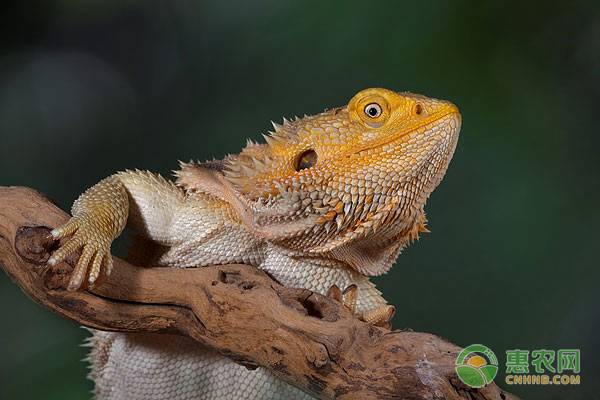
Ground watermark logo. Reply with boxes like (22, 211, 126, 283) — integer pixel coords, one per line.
(505, 349, 581, 385)
(455, 344, 499, 388)
(456, 345, 582, 387)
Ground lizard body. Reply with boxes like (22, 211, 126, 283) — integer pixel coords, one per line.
(49, 88, 461, 399)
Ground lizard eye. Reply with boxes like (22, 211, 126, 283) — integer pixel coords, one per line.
(364, 103, 382, 118)
(295, 149, 318, 171)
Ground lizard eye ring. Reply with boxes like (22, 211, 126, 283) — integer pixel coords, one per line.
(364, 103, 382, 118)
(295, 149, 318, 171)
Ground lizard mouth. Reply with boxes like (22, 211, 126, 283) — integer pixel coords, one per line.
(354, 104, 461, 154)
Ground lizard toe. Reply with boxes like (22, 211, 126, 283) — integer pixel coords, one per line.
(361, 305, 396, 329)
(67, 245, 95, 291)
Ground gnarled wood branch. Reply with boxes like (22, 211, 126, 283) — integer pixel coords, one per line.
(0, 186, 515, 400)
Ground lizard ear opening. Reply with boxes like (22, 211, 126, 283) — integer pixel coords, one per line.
(295, 150, 317, 171)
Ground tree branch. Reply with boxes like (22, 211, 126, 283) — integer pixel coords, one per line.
(0, 186, 515, 400)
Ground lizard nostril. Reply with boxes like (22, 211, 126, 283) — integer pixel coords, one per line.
(415, 103, 423, 115)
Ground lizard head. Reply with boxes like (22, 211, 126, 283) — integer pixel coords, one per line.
(178, 88, 461, 275)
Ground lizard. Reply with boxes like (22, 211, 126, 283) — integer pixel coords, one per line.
(47, 87, 461, 399)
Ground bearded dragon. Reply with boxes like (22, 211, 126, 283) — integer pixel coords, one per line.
(47, 87, 461, 399)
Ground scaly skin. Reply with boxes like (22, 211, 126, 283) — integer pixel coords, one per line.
(49, 88, 461, 399)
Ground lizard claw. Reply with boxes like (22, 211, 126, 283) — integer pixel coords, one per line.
(341, 284, 358, 314)
(48, 216, 114, 291)
(327, 284, 358, 314)
(326, 284, 343, 302)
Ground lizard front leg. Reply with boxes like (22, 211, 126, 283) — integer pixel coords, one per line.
(49, 170, 186, 290)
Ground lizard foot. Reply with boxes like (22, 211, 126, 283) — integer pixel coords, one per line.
(48, 216, 114, 291)
(327, 284, 358, 313)
(327, 284, 394, 329)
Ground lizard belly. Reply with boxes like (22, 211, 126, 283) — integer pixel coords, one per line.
(89, 331, 312, 400)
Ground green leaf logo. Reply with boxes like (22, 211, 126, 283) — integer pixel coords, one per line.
(455, 344, 499, 388)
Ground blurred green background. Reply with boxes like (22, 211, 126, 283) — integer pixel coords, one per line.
(1, 1, 598, 399)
